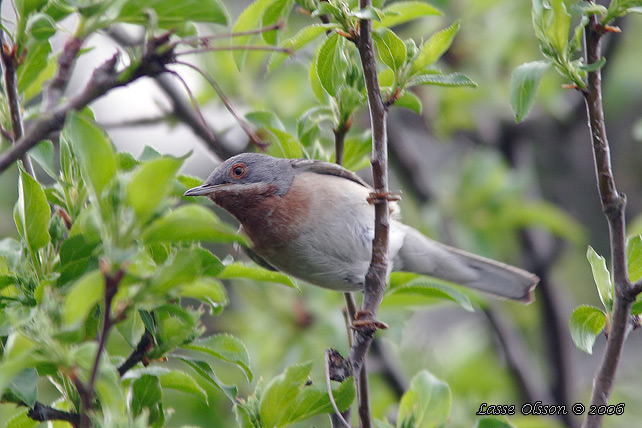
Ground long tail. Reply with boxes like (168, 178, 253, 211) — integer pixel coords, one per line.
(394, 226, 538, 303)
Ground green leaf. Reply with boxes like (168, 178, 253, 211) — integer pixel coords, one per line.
(126, 156, 183, 221)
(510, 61, 550, 123)
(262, 0, 292, 45)
(258, 361, 354, 427)
(63, 112, 117, 199)
(373, 28, 407, 71)
(316, 32, 348, 97)
(475, 417, 517, 428)
(119, 0, 228, 27)
(179, 357, 237, 401)
(586, 246, 613, 311)
(394, 90, 422, 114)
(8, 368, 38, 407)
(268, 23, 338, 72)
(159, 370, 208, 404)
(375, 1, 442, 29)
(397, 370, 451, 428)
(626, 235, 642, 283)
(218, 262, 298, 289)
(385, 278, 474, 311)
(179, 277, 228, 314)
(17, 40, 52, 93)
(63, 270, 105, 325)
(3, 408, 39, 428)
(131, 374, 162, 416)
(549, 0, 571, 53)
(569, 305, 606, 354)
(15, 169, 51, 251)
(232, 0, 275, 69)
(185, 334, 253, 381)
(142, 205, 248, 245)
(28, 140, 56, 179)
(407, 72, 477, 88)
(411, 20, 460, 74)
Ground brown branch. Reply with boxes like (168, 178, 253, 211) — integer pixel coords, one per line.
(78, 262, 125, 428)
(581, 13, 636, 428)
(117, 329, 154, 377)
(28, 401, 80, 427)
(348, 1, 391, 427)
(0, 32, 35, 176)
(0, 33, 177, 175)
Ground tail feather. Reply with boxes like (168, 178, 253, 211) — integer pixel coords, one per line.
(394, 226, 538, 303)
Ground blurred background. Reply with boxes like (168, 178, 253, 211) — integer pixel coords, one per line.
(1, 0, 642, 427)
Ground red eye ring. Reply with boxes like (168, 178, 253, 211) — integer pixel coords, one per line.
(230, 163, 247, 179)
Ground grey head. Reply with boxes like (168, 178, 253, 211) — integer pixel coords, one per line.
(183, 153, 296, 197)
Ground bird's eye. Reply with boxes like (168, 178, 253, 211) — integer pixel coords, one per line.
(230, 163, 247, 179)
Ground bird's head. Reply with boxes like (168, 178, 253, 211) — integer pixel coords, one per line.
(184, 153, 296, 199)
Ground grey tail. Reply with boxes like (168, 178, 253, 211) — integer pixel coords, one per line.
(395, 227, 538, 303)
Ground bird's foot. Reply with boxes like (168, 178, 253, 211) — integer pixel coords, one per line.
(367, 190, 401, 206)
(352, 310, 388, 330)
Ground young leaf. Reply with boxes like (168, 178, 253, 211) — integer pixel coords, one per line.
(569, 305, 606, 354)
(268, 23, 339, 72)
(119, 0, 228, 27)
(184, 334, 253, 381)
(407, 72, 477, 88)
(159, 370, 208, 403)
(586, 246, 613, 311)
(28, 140, 56, 178)
(475, 417, 517, 428)
(179, 357, 238, 401)
(316, 32, 348, 97)
(385, 278, 474, 312)
(218, 262, 298, 289)
(375, 1, 442, 29)
(626, 235, 642, 282)
(410, 20, 460, 74)
(63, 112, 117, 199)
(131, 374, 162, 416)
(397, 370, 451, 428)
(509, 61, 550, 123)
(373, 28, 407, 71)
(179, 277, 228, 314)
(232, 0, 275, 69)
(15, 169, 51, 251)
(142, 205, 248, 245)
(394, 90, 422, 114)
(126, 156, 183, 221)
(63, 270, 105, 325)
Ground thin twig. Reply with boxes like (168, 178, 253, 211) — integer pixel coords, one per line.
(174, 60, 264, 149)
(176, 23, 285, 46)
(581, 12, 637, 428)
(176, 45, 293, 56)
(325, 349, 353, 428)
(0, 33, 177, 175)
(0, 31, 35, 176)
(349, 1, 391, 427)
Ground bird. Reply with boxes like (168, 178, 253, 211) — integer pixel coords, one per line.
(184, 153, 538, 303)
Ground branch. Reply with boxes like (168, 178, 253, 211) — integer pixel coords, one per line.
(118, 329, 154, 377)
(78, 262, 125, 428)
(349, 1, 391, 427)
(28, 401, 80, 427)
(0, 32, 35, 176)
(0, 33, 177, 175)
(582, 14, 635, 428)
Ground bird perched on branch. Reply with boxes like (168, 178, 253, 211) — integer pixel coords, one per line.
(185, 153, 538, 303)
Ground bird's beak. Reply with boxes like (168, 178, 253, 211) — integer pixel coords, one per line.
(184, 183, 219, 197)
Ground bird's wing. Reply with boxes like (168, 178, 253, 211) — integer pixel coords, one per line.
(290, 159, 369, 188)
